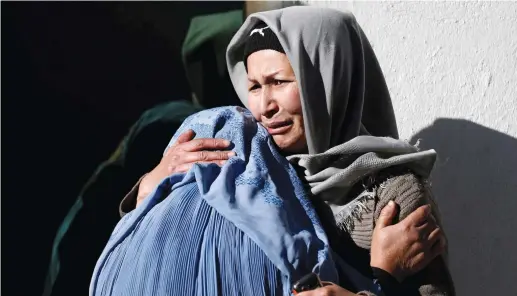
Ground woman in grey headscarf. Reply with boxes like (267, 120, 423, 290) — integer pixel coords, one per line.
(119, 6, 454, 296)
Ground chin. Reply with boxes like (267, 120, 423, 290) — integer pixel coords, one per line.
(273, 134, 307, 154)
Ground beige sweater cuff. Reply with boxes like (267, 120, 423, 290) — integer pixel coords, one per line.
(119, 174, 147, 218)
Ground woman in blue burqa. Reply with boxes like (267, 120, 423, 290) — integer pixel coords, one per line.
(91, 7, 454, 296)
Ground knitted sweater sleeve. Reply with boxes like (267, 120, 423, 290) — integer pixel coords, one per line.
(351, 173, 456, 296)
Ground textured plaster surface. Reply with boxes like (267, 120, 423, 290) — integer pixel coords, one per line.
(307, 1, 516, 138)
(305, 2, 517, 295)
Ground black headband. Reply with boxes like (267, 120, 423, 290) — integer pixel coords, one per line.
(243, 21, 285, 69)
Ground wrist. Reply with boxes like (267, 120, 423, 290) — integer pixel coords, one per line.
(136, 173, 152, 206)
(136, 184, 151, 201)
(371, 267, 406, 296)
(370, 262, 405, 283)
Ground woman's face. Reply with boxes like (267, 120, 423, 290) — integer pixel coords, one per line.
(246, 50, 307, 153)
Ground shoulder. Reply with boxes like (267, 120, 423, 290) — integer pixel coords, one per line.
(373, 170, 432, 223)
(343, 168, 436, 249)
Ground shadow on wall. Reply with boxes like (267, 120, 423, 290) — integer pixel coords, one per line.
(410, 118, 517, 296)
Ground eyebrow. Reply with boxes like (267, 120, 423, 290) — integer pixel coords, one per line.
(248, 70, 283, 82)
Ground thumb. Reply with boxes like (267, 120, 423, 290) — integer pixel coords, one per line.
(376, 201, 398, 229)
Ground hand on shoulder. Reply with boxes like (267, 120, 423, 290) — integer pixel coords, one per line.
(370, 201, 446, 282)
(137, 129, 234, 206)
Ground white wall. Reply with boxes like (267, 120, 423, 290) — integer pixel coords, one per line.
(306, 1, 517, 295)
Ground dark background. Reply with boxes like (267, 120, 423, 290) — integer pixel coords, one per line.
(3, 2, 517, 296)
(2, 2, 242, 295)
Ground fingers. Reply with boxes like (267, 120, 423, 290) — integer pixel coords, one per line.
(165, 130, 196, 156)
(376, 201, 398, 229)
(295, 286, 331, 296)
(435, 236, 447, 255)
(427, 226, 442, 244)
(403, 204, 431, 228)
(183, 150, 235, 163)
(412, 226, 444, 267)
(295, 283, 352, 296)
(425, 239, 445, 263)
(181, 138, 231, 152)
(429, 228, 446, 258)
(177, 129, 196, 144)
(295, 291, 316, 296)
(416, 220, 437, 239)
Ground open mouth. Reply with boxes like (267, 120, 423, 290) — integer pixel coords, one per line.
(266, 120, 293, 135)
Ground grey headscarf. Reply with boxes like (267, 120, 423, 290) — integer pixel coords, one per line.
(227, 7, 437, 213)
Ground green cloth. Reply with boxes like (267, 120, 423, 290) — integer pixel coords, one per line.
(182, 10, 244, 108)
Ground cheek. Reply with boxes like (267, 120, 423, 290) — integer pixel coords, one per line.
(247, 95, 262, 121)
(280, 85, 302, 115)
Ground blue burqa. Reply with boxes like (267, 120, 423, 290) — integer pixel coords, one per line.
(90, 107, 375, 296)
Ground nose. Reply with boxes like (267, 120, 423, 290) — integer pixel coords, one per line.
(260, 86, 279, 119)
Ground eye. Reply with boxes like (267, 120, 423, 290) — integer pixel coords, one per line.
(248, 84, 261, 92)
(274, 80, 287, 86)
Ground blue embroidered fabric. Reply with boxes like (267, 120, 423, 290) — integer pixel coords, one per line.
(90, 107, 341, 295)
